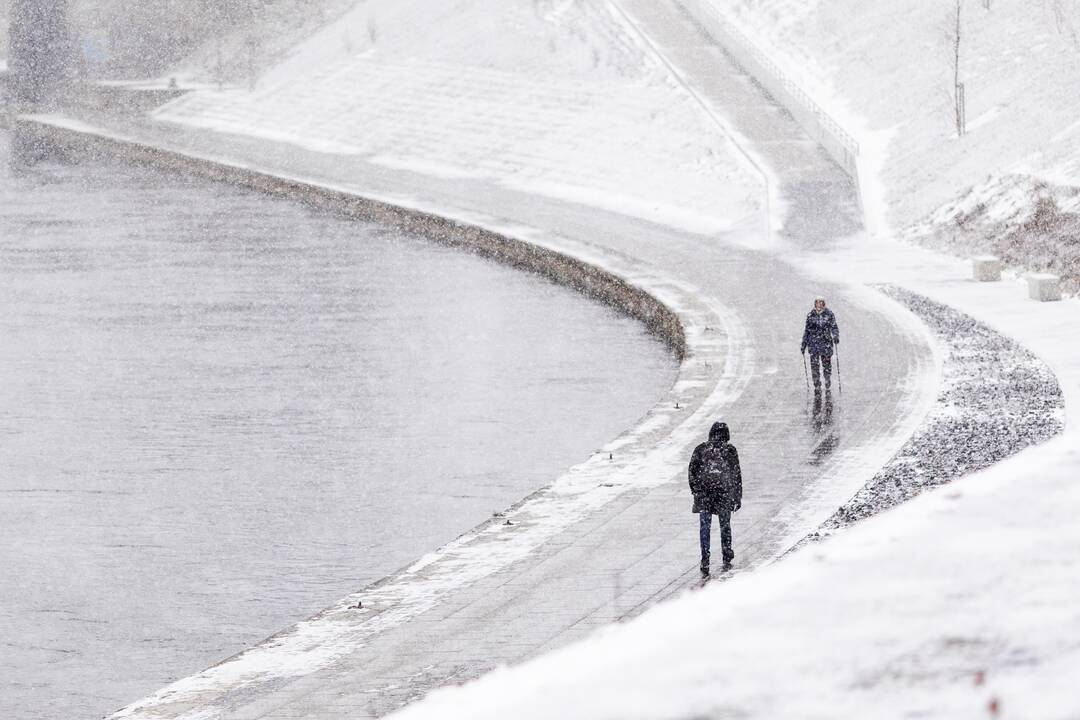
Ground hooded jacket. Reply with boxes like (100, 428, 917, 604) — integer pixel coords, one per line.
(801, 305, 840, 357)
(687, 422, 743, 514)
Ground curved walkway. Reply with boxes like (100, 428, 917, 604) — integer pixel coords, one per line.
(20, 1, 937, 716)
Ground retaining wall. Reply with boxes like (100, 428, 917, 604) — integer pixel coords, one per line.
(14, 115, 685, 360)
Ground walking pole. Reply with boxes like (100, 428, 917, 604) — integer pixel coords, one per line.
(834, 343, 842, 394)
(802, 351, 810, 392)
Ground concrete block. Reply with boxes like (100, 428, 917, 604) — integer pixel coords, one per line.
(1027, 273, 1062, 302)
(972, 255, 1001, 282)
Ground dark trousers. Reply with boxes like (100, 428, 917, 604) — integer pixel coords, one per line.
(699, 510, 733, 567)
(810, 353, 833, 388)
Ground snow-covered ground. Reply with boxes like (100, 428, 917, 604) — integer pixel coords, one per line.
(154, 0, 764, 236)
(707, 0, 1080, 286)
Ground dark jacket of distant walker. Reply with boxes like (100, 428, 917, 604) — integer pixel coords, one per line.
(687, 422, 743, 514)
(801, 307, 840, 357)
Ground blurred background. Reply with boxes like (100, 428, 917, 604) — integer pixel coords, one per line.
(0, 0, 351, 83)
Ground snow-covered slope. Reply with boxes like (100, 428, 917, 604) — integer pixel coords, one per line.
(156, 0, 763, 235)
(707, 0, 1080, 285)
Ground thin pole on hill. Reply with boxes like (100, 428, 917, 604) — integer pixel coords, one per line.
(952, 0, 966, 137)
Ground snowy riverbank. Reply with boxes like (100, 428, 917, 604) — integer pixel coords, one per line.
(14, 44, 938, 718)
(13, 0, 1079, 716)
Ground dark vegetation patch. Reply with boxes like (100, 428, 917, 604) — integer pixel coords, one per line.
(910, 178, 1080, 294)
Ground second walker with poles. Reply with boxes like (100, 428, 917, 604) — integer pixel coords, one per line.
(800, 295, 841, 394)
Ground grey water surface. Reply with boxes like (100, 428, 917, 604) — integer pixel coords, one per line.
(0, 132, 677, 720)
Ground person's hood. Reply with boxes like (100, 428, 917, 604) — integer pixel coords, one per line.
(709, 421, 730, 443)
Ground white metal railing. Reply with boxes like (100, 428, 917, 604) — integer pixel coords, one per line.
(680, 0, 860, 178)
(727, 17, 859, 154)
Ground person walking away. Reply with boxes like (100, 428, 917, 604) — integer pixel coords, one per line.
(688, 421, 743, 575)
(801, 295, 840, 391)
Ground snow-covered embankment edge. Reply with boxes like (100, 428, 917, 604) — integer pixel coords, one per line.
(12, 113, 754, 717)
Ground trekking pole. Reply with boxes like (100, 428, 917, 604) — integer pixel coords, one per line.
(834, 343, 842, 394)
(802, 351, 810, 392)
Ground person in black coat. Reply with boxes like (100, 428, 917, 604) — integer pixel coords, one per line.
(687, 421, 743, 574)
(801, 295, 840, 390)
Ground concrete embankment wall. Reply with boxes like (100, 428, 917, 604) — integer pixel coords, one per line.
(14, 116, 685, 360)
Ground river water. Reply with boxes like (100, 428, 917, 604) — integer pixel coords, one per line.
(0, 132, 677, 720)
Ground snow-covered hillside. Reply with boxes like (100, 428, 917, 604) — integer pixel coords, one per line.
(156, 0, 763, 235)
(710, 0, 1080, 288)
(161, 0, 1080, 286)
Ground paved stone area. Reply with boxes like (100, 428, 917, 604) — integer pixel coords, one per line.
(21, 1, 938, 718)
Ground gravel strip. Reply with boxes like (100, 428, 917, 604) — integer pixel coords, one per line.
(805, 285, 1064, 541)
